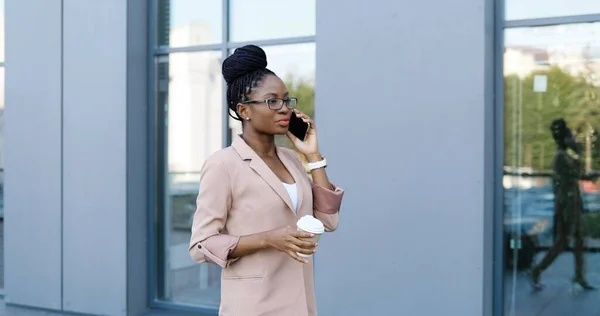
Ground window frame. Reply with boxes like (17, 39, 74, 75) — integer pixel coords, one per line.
(147, 0, 316, 313)
(494, 4, 600, 316)
(0, 62, 4, 295)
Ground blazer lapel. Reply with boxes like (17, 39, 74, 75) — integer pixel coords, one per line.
(232, 136, 295, 213)
(279, 150, 305, 213)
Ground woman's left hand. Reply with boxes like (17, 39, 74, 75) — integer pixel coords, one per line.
(287, 109, 319, 156)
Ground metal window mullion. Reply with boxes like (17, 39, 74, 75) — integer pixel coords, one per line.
(505, 13, 600, 28)
(147, 0, 160, 308)
(153, 35, 318, 56)
(151, 299, 219, 315)
(222, 0, 231, 147)
(493, 0, 506, 314)
(154, 43, 222, 55)
(227, 36, 316, 49)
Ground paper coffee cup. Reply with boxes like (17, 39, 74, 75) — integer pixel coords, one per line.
(296, 215, 325, 258)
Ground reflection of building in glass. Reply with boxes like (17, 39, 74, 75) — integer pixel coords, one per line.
(168, 24, 222, 182)
(505, 45, 600, 84)
(165, 23, 223, 304)
(504, 47, 550, 77)
(169, 23, 213, 47)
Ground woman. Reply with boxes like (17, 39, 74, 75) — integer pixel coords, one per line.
(530, 118, 595, 291)
(188, 44, 344, 316)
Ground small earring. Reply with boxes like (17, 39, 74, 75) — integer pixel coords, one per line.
(245, 117, 250, 121)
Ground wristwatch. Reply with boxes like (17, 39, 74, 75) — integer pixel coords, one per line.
(307, 157, 327, 171)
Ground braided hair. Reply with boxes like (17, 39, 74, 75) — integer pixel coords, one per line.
(222, 45, 276, 121)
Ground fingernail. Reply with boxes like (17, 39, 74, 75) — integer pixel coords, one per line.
(315, 243, 318, 246)
(310, 234, 315, 237)
(304, 259, 308, 263)
(313, 249, 317, 253)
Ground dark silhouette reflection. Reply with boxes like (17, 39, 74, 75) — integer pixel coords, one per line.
(530, 119, 596, 291)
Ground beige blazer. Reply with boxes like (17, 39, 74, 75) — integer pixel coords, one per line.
(189, 135, 344, 316)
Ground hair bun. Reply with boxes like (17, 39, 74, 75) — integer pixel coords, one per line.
(222, 45, 268, 84)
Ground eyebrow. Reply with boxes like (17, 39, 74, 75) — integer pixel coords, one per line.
(262, 92, 289, 98)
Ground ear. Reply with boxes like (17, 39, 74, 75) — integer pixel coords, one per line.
(237, 103, 250, 120)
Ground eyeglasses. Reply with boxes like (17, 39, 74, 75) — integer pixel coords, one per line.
(243, 98, 298, 110)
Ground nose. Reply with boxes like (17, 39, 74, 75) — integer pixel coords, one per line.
(277, 103, 291, 114)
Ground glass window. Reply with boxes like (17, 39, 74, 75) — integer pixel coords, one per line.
(503, 23, 600, 315)
(156, 0, 223, 47)
(506, 0, 600, 21)
(229, 0, 315, 42)
(156, 51, 223, 306)
(153, 0, 316, 310)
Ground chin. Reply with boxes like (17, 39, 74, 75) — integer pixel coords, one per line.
(273, 127, 289, 135)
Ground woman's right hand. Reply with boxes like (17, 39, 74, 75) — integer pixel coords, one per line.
(265, 226, 317, 263)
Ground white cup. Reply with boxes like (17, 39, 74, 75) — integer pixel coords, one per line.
(296, 215, 325, 258)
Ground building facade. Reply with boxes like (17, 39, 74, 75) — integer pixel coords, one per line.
(2, 0, 600, 315)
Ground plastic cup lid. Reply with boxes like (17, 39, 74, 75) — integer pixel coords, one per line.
(296, 215, 325, 234)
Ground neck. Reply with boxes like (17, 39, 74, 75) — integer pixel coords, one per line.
(241, 129, 277, 158)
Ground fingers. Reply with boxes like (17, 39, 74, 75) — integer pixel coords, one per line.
(295, 239, 318, 250)
(288, 237, 317, 253)
(291, 230, 315, 239)
(286, 237, 317, 257)
(287, 250, 309, 264)
(286, 233, 317, 249)
(287, 241, 316, 263)
(279, 226, 318, 263)
(293, 109, 315, 129)
(293, 244, 317, 255)
(286, 131, 297, 142)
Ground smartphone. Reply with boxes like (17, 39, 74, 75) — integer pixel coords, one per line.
(288, 112, 310, 141)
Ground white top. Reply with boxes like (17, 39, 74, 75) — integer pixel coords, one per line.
(282, 182, 299, 212)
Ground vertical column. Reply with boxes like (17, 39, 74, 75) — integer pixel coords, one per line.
(61, 0, 127, 315)
(126, 0, 149, 314)
(4, 0, 63, 310)
(314, 0, 492, 315)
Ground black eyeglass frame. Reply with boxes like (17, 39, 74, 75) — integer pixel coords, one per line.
(242, 97, 298, 110)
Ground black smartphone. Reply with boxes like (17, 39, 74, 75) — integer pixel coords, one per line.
(288, 112, 310, 141)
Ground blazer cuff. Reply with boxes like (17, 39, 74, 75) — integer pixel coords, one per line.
(195, 234, 240, 269)
(313, 182, 344, 214)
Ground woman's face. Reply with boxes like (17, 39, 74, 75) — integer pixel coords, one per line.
(238, 74, 292, 136)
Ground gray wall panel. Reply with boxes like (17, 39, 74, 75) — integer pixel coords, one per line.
(62, 0, 127, 315)
(4, 0, 63, 309)
(126, 0, 149, 314)
(314, 0, 490, 315)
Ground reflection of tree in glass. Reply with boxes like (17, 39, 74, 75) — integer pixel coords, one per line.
(275, 73, 315, 158)
(504, 66, 600, 171)
(285, 73, 315, 119)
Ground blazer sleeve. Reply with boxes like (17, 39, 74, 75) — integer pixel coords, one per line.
(285, 148, 345, 232)
(188, 155, 240, 269)
(312, 181, 344, 232)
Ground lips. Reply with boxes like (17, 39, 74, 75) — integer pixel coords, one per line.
(278, 119, 290, 126)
